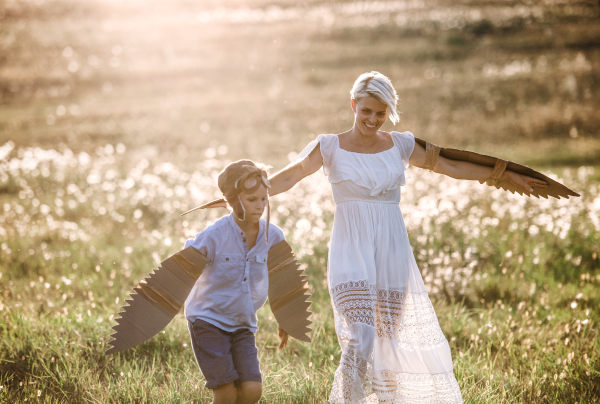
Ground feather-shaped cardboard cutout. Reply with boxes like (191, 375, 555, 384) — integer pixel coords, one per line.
(106, 246, 209, 354)
(267, 240, 312, 342)
(414, 137, 579, 199)
(107, 241, 312, 353)
(180, 198, 228, 216)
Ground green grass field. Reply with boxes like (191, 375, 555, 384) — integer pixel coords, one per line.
(1, 0, 599, 403)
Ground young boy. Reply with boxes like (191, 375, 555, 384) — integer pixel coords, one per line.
(184, 160, 288, 404)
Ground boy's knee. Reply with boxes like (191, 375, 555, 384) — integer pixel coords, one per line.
(238, 381, 262, 404)
(212, 382, 237, 404)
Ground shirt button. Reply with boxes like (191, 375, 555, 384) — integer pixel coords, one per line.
(225, 257, 229, 261)
(244, 277, 247, 281)
(243, 238, 247, 242)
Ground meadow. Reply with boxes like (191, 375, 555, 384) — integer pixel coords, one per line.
(1, 0, 599, 403)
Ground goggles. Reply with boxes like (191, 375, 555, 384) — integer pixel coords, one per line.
(234, 170, 271, 194)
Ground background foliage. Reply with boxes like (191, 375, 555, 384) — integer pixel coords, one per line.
(0, 0, 599, 402)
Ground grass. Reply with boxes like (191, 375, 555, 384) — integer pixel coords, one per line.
(0, 145, 598, 403)
(1, 0, 599, 402)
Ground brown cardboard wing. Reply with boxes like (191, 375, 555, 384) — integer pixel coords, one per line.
(414, 137, 580, 199)
(106, 246, 209, 354)
(267, 240, 312, 343)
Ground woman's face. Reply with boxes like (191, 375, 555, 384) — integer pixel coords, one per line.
(351, 96, 388, 136)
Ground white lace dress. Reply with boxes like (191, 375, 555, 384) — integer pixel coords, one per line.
(291, 132, 463, 404)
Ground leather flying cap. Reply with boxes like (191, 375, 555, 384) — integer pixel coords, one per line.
(217, 160, 271, 242)
(218, 160, 270, 199)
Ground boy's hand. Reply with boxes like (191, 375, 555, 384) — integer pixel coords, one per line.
(278, 325, 289, 350)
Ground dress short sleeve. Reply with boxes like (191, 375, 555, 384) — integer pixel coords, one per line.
(283, 134, 337, 178)
(316, 134, 337, 177)
(391, 131, 415, 169)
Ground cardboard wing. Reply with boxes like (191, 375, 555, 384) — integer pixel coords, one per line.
(415, 137, 579, 199)
(267, 240, 312, 342)
(106, 246, 209, 354)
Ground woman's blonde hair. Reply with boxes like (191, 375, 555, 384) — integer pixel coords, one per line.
(350, 71, 400, 124)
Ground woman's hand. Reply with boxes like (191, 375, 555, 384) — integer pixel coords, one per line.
(278, 325, 289, 350)
(502, 170, 548, 193)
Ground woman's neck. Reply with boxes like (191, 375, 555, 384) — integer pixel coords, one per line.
(348, 126, 379, 147)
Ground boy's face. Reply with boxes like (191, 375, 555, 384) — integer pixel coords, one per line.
(239, 184, 268, 224)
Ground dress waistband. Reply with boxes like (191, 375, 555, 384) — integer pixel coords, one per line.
(331, 181, 401, 205)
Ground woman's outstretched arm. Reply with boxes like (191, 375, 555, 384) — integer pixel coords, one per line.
(409, 142, 548, 193)
(268, 143, 324, 197)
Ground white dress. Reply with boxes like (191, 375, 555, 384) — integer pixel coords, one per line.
(291, 132, 463, 404)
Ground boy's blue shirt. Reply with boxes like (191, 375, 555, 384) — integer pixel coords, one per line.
(184, 212, 285, 333)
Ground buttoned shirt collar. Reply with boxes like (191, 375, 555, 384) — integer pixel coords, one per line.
(227, 212, 265, 254)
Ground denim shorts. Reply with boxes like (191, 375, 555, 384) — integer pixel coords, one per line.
(188, 319, 262, 389)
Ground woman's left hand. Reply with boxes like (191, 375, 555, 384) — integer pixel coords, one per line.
(502, 170, 549, 193)
(278, 325, 289, 350)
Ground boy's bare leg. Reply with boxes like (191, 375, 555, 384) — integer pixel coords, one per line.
(236, 381, 262, 404)
(212, 382, 237, 404)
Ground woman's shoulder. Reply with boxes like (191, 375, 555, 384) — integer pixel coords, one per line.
(389, 131, 415, 164)
(316, 133, 340, 143)
(389, 130, 415, 140)
(315, 134, 340, 154)
(389, 130, 415, 148)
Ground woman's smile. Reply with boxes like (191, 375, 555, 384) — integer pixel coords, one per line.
(352, 96, 388, 137)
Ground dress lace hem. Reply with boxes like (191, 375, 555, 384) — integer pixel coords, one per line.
(330, 279, 447, 345)
(329, 347, 463, 404)
(329, 280, 463, 404)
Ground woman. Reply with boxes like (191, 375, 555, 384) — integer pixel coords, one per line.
(268, 72, 546, 403)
